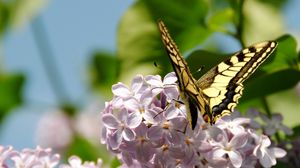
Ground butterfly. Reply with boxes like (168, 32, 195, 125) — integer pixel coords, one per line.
(158, 20, 277, 129)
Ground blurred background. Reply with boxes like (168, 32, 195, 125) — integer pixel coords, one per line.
(1, 0, 300, 166)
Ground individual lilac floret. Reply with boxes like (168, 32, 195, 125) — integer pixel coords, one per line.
(0, 145, 60, 168)
(208, 129, 248, 168)
(36, 110, 73, 151)
(102, 107, 141, 149)
(259, 113, 293, 136)
(145, 72, 179, 101)
(60, 155, 103, 168)
(0, 146, 15, 166)
(253, 135, 287, 167)
(0, 145, 103, 168)
(101, 73, 287, 168)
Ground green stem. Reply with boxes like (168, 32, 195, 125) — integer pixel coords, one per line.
(31, 17, 70, 104)
(261, 97, 281, 143)
(261, 97, 271, 117)
(233, 0, 246, 48)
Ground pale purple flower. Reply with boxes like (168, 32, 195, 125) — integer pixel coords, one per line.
(60, 155, 103, 168)
(260, 113, 293, 136)
(122, 90, 154, 124)
(215, 114, 250, 135)
(245, 109, 262, 129)
(36, 110, 73, 150)
(112, 75, 147, 100)
(101, 73, 287, 168)
(75, 102, 101, 145)
(147, 107, 186, 145)
(102, 108, 141, 149)
(145, 73, 179, 101)
(0, 146, 15, 166)
(208, 130, 248, 168)
(253, 135, 286, 167)
(0, 146, 104, 168)
(10, 146, 60, 168)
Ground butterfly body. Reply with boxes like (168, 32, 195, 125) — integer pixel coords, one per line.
(158, 21, 277, 128)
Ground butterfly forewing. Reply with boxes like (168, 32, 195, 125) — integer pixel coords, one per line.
(197, 41, 277, 123)
(158, 21, 206, 129)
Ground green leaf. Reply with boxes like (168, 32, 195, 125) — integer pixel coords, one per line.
(65, 135, 111, 165)
(9, 0, 46, 29)
(0, 73, 25, 122)
(186, 50, 227, 79)
(0, 2, 10, 36)
(89, 51, 119, 97)
(243, 0, 283, 44)
(263, 35, 298, 72)
(289, 125, 300, 139)
(110, 157, 121, 168)
(242, 69, 300, 101)
(117, 0, 211, 80)
(256, 0, 288, 9)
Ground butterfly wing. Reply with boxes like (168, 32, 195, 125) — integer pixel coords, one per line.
(158, 20, 207, 129)
(197, 41, 277, 123)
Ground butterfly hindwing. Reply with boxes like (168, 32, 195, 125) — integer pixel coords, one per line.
(197, 41, 277, 123)
(158, 20, 277, 126)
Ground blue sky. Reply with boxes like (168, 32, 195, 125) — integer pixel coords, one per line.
(1, 0, 133, 149)
(1, 0, 300, 150)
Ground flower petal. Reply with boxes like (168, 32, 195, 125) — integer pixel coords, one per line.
(259, 149, 276, 168)
(123, 97, 139, 111)
(211, 148, 226, 158)
(131, 75, 144, 93)
(112, 83, 131, 98)
(261, 135, 271, 147)
(272, 147, 287, 158)
(127, 111, 142, 128)
(145, 75, 162, 87)
(279, 125, 293, 135)
(164, 105, 179, 120)
(123, 127, 135, 141)
(230, 133, 248, 149)
(228, 150, 243, 168)
(163, 72, 177, 85)
(147, 126, 163, 141)
(102, 114, 120, 129)
(109, 129, 123, 149)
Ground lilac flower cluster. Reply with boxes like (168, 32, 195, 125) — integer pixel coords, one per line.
(0, 146, 102, 168)
(0, 146, 60, 168)
(101, 73, 287, 168)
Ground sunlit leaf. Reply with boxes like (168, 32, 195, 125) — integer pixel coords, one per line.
(207, 8, 235, 33)
(117, 0, 210, 80)
(9, 0, 47, 29)
(243, 0, 283, 44)
(257, 0, 288, 8)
